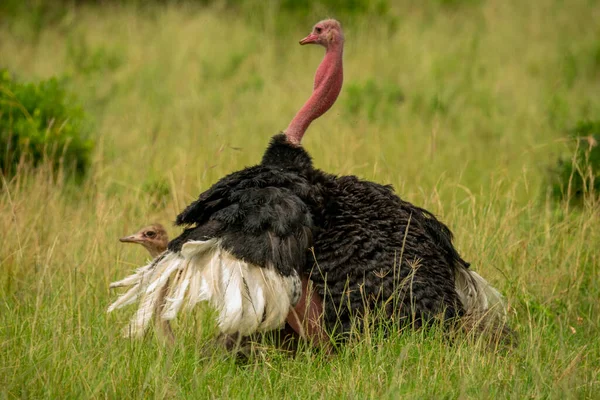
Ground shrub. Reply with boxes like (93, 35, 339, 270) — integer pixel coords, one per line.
(0, 69, 93, 179)
(549, 120, 600, 204)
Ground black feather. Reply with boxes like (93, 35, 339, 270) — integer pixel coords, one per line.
(169, 134, 469, 333)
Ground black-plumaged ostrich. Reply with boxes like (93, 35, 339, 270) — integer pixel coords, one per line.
(108, 19, 507, 345)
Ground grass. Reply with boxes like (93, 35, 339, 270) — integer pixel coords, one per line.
(1, 0, 600, 397)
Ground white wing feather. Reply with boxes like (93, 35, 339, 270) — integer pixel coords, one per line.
(108, 239, 300, 338)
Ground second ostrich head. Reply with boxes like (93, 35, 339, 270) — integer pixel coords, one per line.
(119, 224, 168, 258)
(285, 19, 344, 145)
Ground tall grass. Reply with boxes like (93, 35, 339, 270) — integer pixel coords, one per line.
(1, 0, 600, 397)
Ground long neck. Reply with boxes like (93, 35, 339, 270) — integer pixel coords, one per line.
(285, 42, 344, 145)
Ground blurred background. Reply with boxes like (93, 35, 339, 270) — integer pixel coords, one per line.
(2, 0, 599, 205)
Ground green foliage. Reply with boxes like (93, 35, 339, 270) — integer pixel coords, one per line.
(0, 70, 93, 178)
(561, 39, 600, 89)
(549, 120, 600, 204)
(434, 0, 483, 6)
(0, 0, 391, 28)
(66, 36, 124, 76)
(278, 0, 389, 15)
(344, 79, 404, 123)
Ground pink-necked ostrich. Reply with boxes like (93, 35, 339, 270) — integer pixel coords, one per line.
(108, 19, 508, 345)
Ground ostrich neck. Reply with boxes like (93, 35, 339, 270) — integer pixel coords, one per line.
(285, 44, 344, 145)
(146, 245, 166, 258)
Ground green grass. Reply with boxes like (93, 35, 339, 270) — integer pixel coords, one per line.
(1, 0, 600, 398)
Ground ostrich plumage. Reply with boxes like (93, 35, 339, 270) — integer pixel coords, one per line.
(108, 19, 507, 344)
(172, 134, 475, 333)
(117, 224, 175, 343)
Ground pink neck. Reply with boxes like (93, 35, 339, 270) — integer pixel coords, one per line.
(286, 42, 344, 145)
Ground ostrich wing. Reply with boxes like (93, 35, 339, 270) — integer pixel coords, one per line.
(109, 166, 314, 338)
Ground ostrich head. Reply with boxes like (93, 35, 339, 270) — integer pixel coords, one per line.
(285, 19, 344, 145)
(119, 224, 168, 258)
(299, 19, 345, 48)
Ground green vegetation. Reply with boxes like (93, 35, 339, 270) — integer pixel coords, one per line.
(345, 79, 405, 123)
(1, 0, 599, 398)
(0, 70, 93, 179)
(549, 120, 600, 204)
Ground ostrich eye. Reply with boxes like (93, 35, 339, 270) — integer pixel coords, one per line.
(145, 231, 156, 238)
(315, 27, 322, 34)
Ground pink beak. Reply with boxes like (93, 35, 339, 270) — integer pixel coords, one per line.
(299, 33, 319, 45)
(119, 233, 143, 244)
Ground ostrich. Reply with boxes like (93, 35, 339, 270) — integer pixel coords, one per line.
(108, 19, 508, 346)
(117, 224, 175, 343)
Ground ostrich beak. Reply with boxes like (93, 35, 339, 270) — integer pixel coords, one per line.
(119, 233, 143, 244)
(299, 33, 319, 45)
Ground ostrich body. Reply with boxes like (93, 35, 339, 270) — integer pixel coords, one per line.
(109, 20, 505, 343)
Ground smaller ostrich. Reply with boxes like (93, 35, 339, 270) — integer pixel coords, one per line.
(119, 223, 304, 353)
(117, 224, 174, 343)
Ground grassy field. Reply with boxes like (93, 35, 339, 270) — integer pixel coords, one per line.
(1, 0, 600, 398)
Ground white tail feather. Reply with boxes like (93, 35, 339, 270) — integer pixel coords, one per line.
(108, 239, 300, 338)
(162, 265, 192, 320)
(455, 266, 506, 323)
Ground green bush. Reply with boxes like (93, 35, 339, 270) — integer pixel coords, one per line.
(549, 120, 600, 204)
(0, 69, 93, 179)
